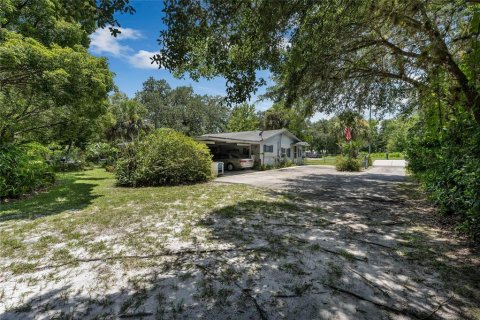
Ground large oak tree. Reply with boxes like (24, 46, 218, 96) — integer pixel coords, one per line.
(155, 0, 480, 123)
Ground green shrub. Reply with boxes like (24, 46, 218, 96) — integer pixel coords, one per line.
(406, 112, 480, 239)
(48, 145, 86, 172)
(260, 164, 273, 171)
(335, 156, 361, 171)
(85, 142, 118, 166)
(116, 128, 213, 186)
(0, 143, 55, 199)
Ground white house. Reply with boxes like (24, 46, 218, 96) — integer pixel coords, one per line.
(197, 129, 309, 166)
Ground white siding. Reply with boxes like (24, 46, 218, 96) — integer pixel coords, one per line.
(260, 134, 300, 165)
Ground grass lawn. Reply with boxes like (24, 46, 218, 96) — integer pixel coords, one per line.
(369, 152, 405, 160)
(303, 157, 336, 166)
(0, 168, 326, 318)
(304, 153, 405, 167)
(1, 168, 293, 270)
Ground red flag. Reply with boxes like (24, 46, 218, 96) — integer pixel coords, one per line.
(344, 127, 352, 141)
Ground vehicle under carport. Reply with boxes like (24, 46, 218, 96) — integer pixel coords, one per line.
(199, 140, 256, 171)
(196, 129, 309, 169)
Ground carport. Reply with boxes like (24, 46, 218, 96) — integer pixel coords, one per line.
(197, 129, 309, 166)
(196, 136, 261, 164)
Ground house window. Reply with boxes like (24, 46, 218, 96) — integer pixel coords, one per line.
(263, 145, 273, 153)
(281, 148, 286, 156)
(286, 148, 291, 157)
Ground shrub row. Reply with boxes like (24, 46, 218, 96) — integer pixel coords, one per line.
(406, 113, 480, 239)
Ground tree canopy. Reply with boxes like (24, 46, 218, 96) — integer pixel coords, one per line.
(226, 104, 261, 132)
(156, 0, 480, 123)
(135, 77, 230, 136)
(0, 0, 134, 145)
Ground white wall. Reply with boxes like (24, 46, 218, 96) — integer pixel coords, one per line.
(260, 134, 300, 165)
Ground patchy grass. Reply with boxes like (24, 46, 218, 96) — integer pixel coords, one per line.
(0, 168, 306, 272)
(304, 157, 336, 166)
(1, 167, 478, 319)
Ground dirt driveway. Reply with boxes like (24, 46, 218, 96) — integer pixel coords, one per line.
(215, 163, 406, 189)
(210, 164, 480, 319)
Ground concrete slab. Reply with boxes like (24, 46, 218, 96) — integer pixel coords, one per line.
(373, 159, 406, 167)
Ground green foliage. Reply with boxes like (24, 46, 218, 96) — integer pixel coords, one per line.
(157, 1, 480, 121)
(369, 152, 404, 160)
(0, 29, 114, 145)
(85, 143, 118, 166)
(260, 159, 295, 171)
(0, 143, 54, 198)
(0, 0, 127, 145)
(48, 146, 86, 172)
(359, 153, 373, 167)
(226, 103, 261, 132)
(406, 110, 480, 239)
(335, 156, 361, 172)
(136, 77, 229, 136)
(116, 129, 213, 187)
(0, 0, 134, 46)
(376, 118, 414, 153)
(262, 103, 308, 139)
(100, 92, 152, 143)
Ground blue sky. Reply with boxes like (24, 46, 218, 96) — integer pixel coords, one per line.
(88, 0, 273, 111)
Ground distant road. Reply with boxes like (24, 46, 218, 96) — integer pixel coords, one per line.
(373, 160, 406, 167)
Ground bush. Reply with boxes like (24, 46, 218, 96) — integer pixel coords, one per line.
(260, 163, 273, 171)
(48, 145, 86, 172)
(85, 142, 118, 166)
(0, 143, 55, 199)
(335, 156, 361, 171)
(116, 128, 213, 186)
(406, 112, 480, 239)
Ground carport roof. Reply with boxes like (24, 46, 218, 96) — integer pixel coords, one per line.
(198, 129, 301, 143)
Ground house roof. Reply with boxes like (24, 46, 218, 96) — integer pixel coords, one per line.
(198, 129, 301, 143)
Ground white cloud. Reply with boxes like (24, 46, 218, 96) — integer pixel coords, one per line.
(128, 50, 158, 70)
(90, 27, 161, 70)
(90, 27, 143, 56)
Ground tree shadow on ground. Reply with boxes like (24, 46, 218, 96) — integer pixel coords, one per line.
(2, 170, 479, 319)
(0, 173, 100, 222)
